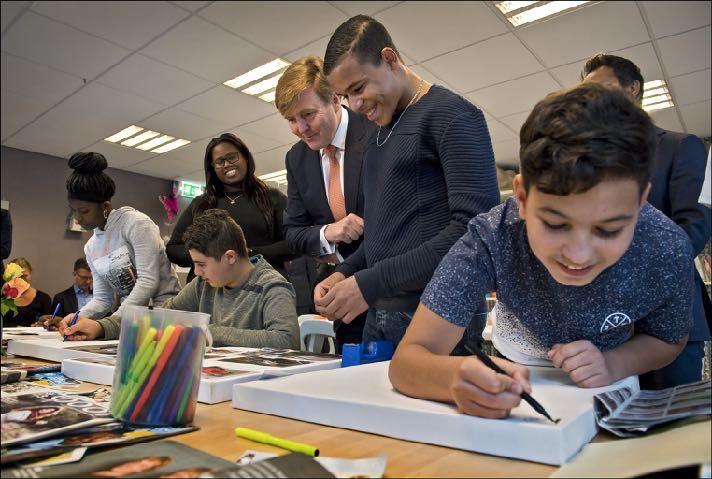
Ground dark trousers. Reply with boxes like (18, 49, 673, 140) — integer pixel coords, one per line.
(639, 341, 705, 390)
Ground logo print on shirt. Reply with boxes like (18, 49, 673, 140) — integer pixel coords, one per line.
(600, 312, 632, 333)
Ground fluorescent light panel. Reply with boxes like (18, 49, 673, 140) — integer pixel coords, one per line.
(224, 58, 290, 89)
(104, 125, 191, 154)
(242, 73, 282, 95)
(105, 125, 143, 143)
(259, 169, 287, 181)
(121, 130, 160, 147)
(495, 1, 591, 27)
(259, 91, 276, 103)
(641, 80, 674, 112)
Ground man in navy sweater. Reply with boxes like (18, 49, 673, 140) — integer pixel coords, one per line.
(583, 53, 711, 388)
(314, 15, 500, 350)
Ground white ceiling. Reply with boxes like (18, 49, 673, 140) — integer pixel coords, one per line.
(1, 0, 710, 184)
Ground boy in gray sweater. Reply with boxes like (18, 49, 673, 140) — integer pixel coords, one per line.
(60, 209, 299, 349)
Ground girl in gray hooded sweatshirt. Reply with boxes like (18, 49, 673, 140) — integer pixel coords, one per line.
(65, 152, 180, 322)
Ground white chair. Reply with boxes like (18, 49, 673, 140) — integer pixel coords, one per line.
(298, 314, 336, 354)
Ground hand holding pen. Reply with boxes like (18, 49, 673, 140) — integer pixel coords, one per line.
(62, 311, 81, 342)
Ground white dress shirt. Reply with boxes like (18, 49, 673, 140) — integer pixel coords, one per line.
(318, 106, 349, 263)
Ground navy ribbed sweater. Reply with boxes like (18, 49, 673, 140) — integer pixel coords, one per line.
(336, 85, 500, 311)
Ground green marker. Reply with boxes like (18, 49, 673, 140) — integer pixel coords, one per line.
(235, 427, 319, 457)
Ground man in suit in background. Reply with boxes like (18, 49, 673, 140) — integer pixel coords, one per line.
(276, 55, 377, 350)
(583, 53, 712, 388)
(39, 257, 93, 329)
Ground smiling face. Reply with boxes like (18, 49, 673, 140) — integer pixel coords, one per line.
(326, 50, 402, 127)
(285, 87, 341, 151)
(514, 175, 648, 286)
(211, 142, 247, 188)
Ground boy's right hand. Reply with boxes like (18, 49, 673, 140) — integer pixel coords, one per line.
(57, 314, 102, 341)
(450, 356, 531, 418)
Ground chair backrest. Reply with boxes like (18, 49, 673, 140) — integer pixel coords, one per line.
(298, 314, 336, 354)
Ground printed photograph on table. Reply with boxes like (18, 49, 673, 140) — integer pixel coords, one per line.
(201, 366, 253, 379)
(1, 440, 234, 478)
(1, 389, 112, 446)
(217, 349, 338, 368)
(65, 343, 119, 356)
(1, 421, 196, 466)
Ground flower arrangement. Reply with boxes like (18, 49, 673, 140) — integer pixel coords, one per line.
(1, 262, 37, 317)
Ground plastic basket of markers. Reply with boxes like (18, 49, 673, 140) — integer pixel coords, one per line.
(110, 305, 210, 426)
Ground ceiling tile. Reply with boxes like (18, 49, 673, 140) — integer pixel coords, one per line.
(242, 113, 296, 146)
(1, 52, 84, 108)
(423, 33, 542, 92)
(13, 82, 166, 154)
(1, 11, 130, 79)
(375, 1, 508, 62)
(177, 169, 206, 184)
(146, 140, 206, 166)
(0, 89, 48, 140)
(171, 1, 210, 12)
(130, 155, 200, 179)
(1, 1, 30, 32)
(226, 128, 283, 154)
(410, 64, 454, 91)
(199, 1, 345, 55)
(253, 144, 292, 176)
(648, 107, 684, 133)
(82, 140, 157, 169)
(483, 114, 517, 143)
(517, 2, 649, 67)
(30, 1, 190, 50)
(492, 140, 519, 169)
(284, 35, 331, 62)
(657, 26, 711, 77)
(467, 71, 560, 117)
(141, 107, 230, 141)
(499, 111, 530, 135)
(330, 1, 400, 16)
(177, 85, 276, 127)
(679, 100, 711, 138)
(669, 69, 711, 107)
(641, 1, 711, 39)
(141, 16, 274, 83)
(97, 54, 214, 106)
(550, 42, 664, 89)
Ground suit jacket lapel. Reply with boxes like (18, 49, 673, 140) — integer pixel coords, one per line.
(343, 109, 365, 214)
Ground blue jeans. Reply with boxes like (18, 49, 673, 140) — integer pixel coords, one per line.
(639, 341, 705, 390)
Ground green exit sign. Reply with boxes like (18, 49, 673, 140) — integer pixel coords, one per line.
(180, 181, 204, 198)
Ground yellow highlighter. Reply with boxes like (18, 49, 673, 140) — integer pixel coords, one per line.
(235, 427, 319, 457)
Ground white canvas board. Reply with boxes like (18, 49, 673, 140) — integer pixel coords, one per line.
(7, 338, 120, 362)
(232, 361, 639, 465)
(62, 357, 116, 385)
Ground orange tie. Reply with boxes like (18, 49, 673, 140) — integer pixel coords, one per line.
(325, 144, 346, 222)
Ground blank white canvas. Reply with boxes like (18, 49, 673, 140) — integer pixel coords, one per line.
(232, 361, 639, 465)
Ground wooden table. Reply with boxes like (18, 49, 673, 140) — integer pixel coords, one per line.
(5, 355, 557, 477)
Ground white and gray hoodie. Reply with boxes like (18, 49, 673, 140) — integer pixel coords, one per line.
(79, 206, 180, 319)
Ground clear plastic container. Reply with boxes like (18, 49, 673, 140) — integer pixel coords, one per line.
(110, 305, 209, 426)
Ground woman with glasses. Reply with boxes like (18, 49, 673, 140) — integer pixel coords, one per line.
(167, 133, 294, 282)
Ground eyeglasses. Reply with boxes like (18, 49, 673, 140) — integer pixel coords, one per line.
(212, 151, 242, 168)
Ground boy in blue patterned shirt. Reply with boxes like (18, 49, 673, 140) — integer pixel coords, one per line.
(389, 83, 694, 419)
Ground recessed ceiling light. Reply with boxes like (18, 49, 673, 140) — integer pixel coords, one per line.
(121, 130, 159, 147)
(105, 125, 191, 154)
(494, 1, 591, 27)
(136, 135, 174, 151)
(224, 58, 291, 103)
(642, 80, 674, 112)
(151, 138, 191, 153)
(224, 58, 290, 89)
(259, 169, 288, 181)
(104, 125, 143, 143)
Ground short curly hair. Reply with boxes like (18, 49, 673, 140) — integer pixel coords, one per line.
(183, 209, 248, 261)
(520, 83, 656, 196)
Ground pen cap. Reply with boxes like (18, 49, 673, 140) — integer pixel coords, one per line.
(110, 305, 210, 426)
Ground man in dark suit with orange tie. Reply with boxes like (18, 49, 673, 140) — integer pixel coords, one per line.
(276, 55, 377, 350)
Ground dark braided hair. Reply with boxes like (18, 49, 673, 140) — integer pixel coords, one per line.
(195, 134, 273, 228)
(66, 152, 116, 203)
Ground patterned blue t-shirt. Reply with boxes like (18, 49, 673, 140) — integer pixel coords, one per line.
(421, 197, 694, 364)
